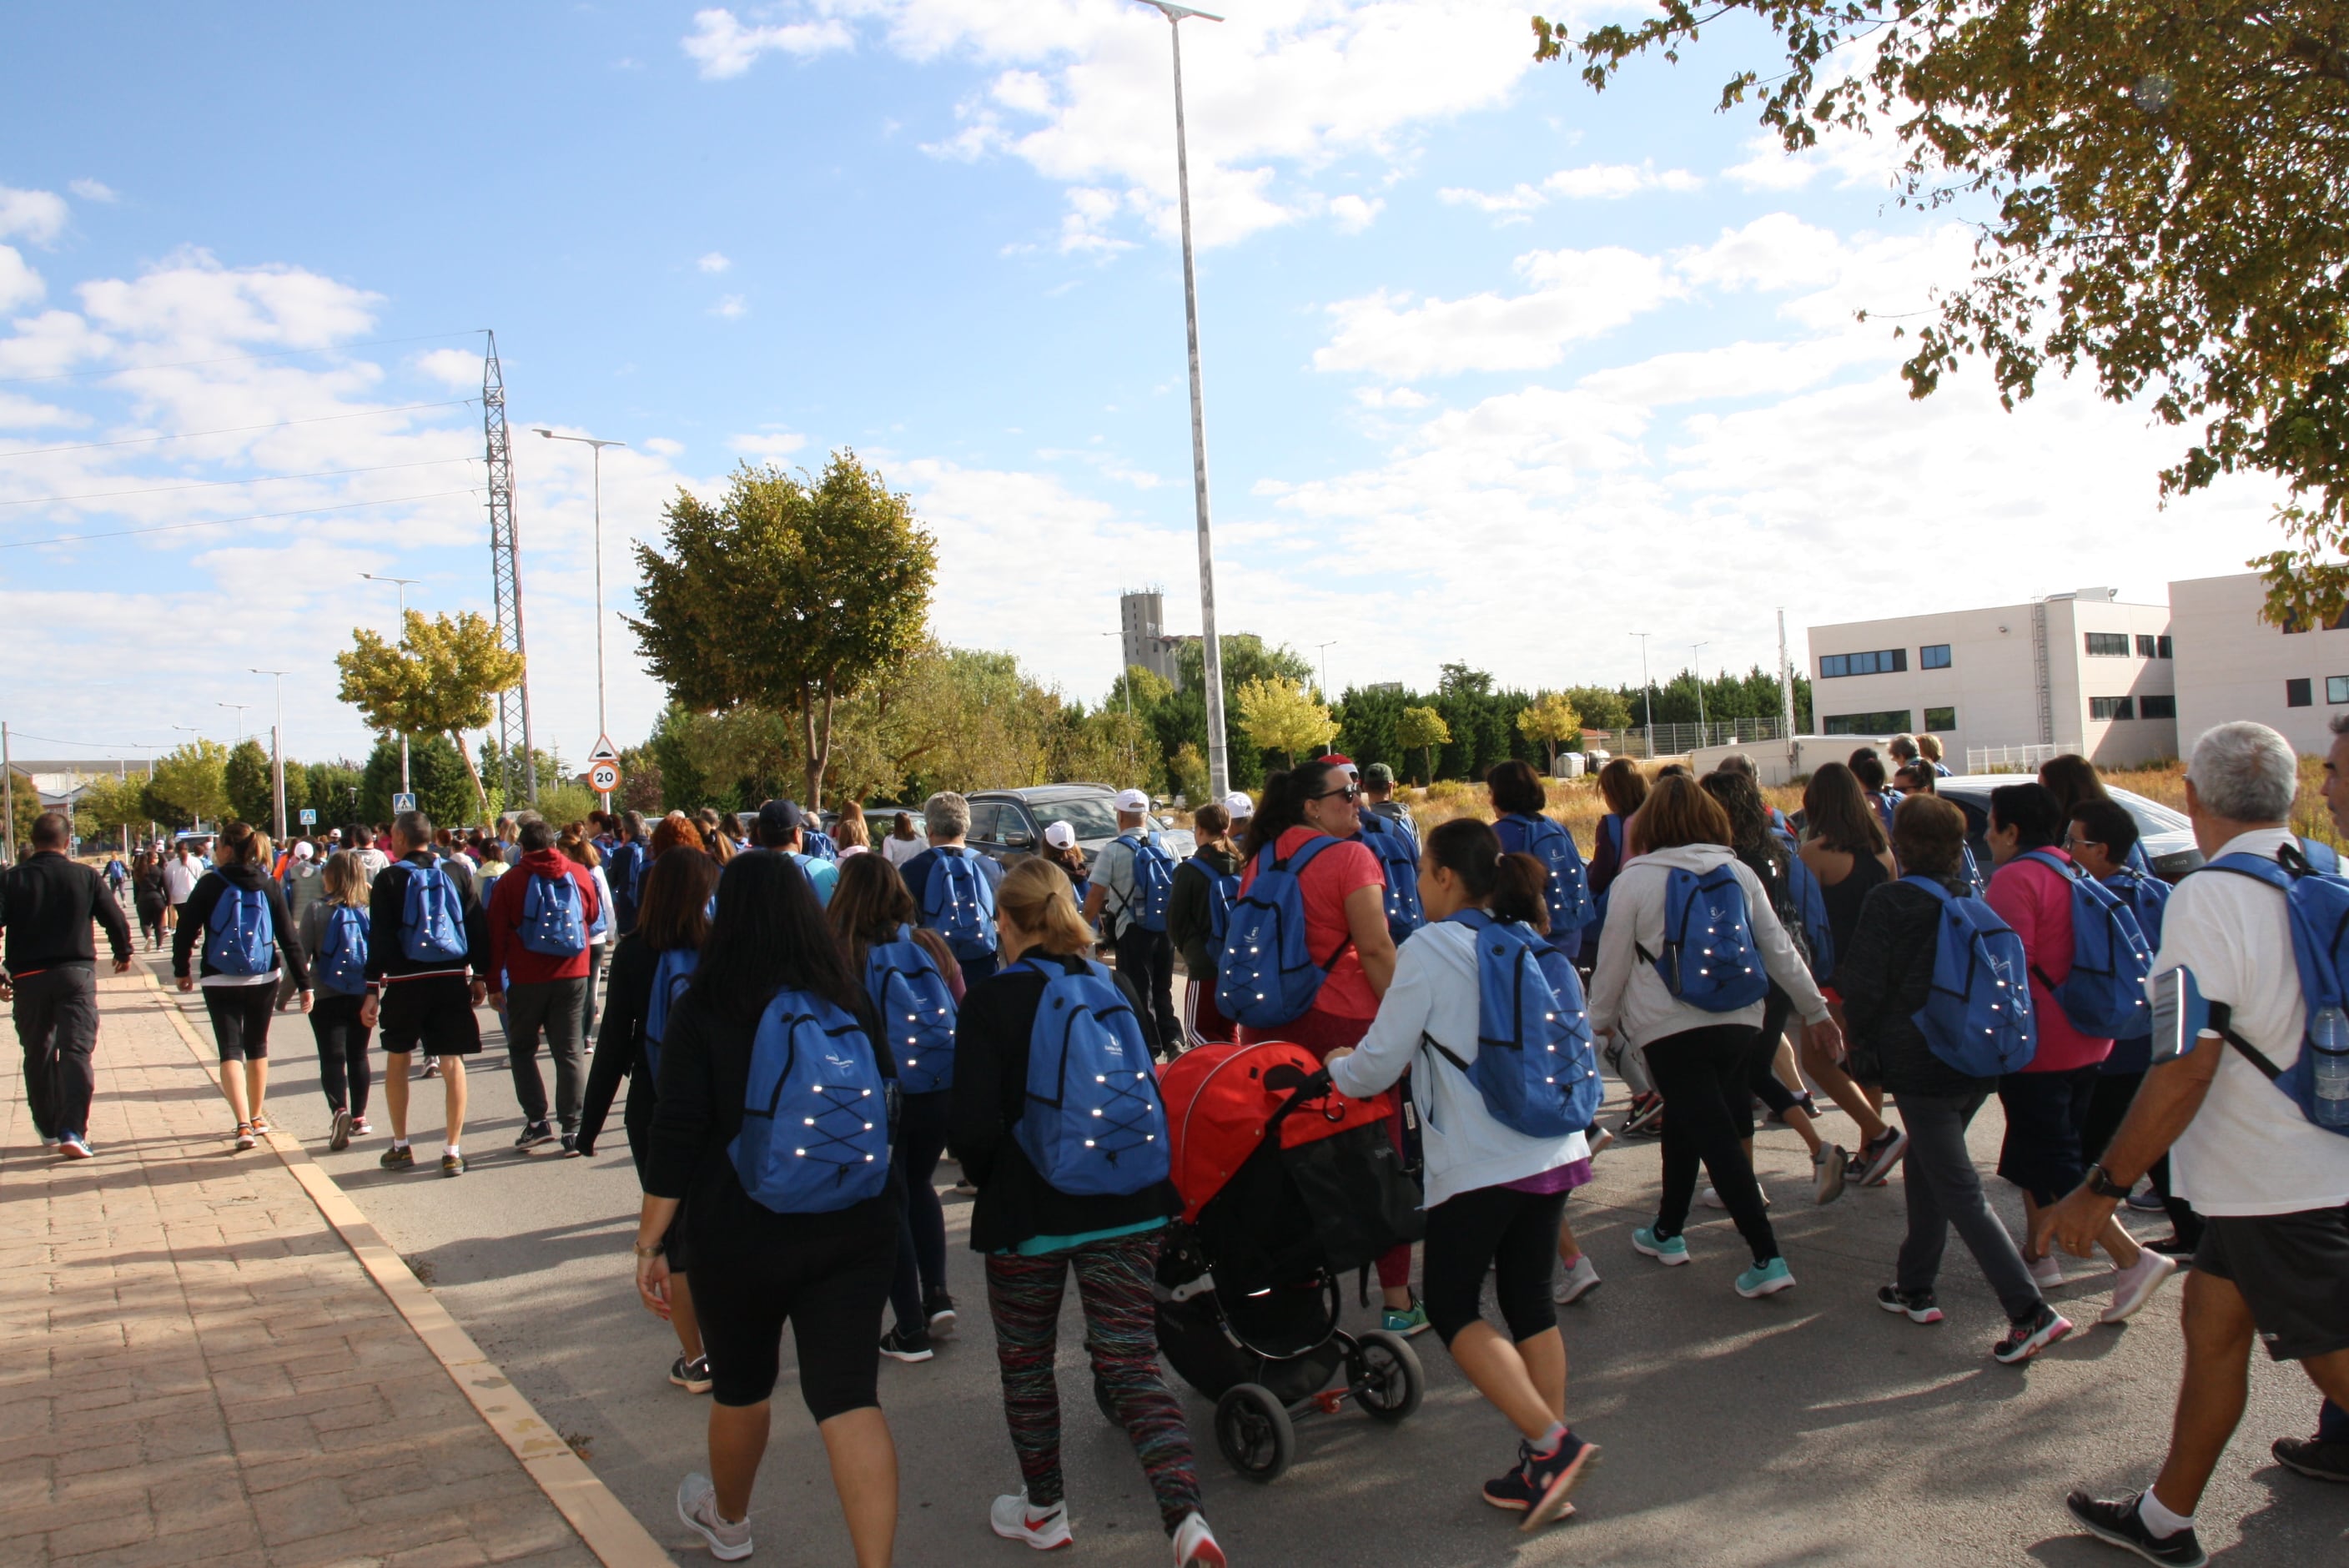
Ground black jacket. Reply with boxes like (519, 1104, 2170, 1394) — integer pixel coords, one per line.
(1168, 843, 1242, 979)
(1, 852, 132, 974)
(362, 850, 490, 985)
(948, 952, 1180, 1254)
(172, 861, 309, 989)
(579, 932, 656, 1163)
(1833, 872, 1994, 1099)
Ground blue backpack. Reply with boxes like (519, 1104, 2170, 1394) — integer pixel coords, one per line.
(2103, 868, 2172, 958)
(1216, 837, 1350, 1028)
(1591, 814, 1627, 929)
(400, 861, 469, 964)
(2020, 851, 2155, 1040)
(519, 871, 587, 957)
(2202, 847, 2349, 1136)
(204, 883, 274, 977)
(1904, 875, 2038, 1076)
(1114, 833, 1177, 934)
(642, 946, 699, 1078)
(923, 852, 998, 960)
(621, 842, 646, 905)
(1785, 850, 1836, 980)
(1014, 957, 1169, 1195)
(1636, 862, 1769, 1011)
(1421, 910, 1600, 1138)
(865, 924, 958, 1094)
(730, 988, 890, 1214)
(1193, 853, 1241, 971)
(318, 905, 369, 995)
(1359, 814, 1424, 942)
(1502, 813, 1594, 940)
(2299, 837, 2341, 876)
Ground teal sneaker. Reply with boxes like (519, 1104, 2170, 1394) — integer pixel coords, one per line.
(1736, 1257, 1796, 1298)
(1381, 1299, 1431, 1338)
(1631, 1227, 1690, 1266)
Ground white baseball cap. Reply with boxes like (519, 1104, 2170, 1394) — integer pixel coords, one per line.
(1221, 791, 1255, 819)
(1044, 821, 1078, 850)
(1114, 787, 1151, 812)
(293, 841, 314, 861)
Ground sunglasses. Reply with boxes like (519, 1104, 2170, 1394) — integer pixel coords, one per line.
(1318, 786, 1361, 803)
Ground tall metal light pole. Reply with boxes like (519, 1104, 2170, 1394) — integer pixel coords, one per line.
(1630, 631, 1653, 757)
(532, 429, 627, 761)
(218, 702, 251, 740)
(1691, 641, 1710, 742)
(1136, 1, 1232, 799)
(362, 572, 420, 795)
(1315, 640, 1339, 702)
(250, 667, 289, 840)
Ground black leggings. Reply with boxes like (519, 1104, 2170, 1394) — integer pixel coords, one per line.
(1644, 1024, 1779, 1265)
(1742, 988, 1803, 1132)
(204, 983, 278, 1062)
(691, 1209, 898, 1417)
(309, 991, 372, 1117)
(888, 1090, 952, 1332)
(1422, 1183, 1570, 1346)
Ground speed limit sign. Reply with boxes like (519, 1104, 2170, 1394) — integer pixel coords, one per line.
(589, 761, 621, 795)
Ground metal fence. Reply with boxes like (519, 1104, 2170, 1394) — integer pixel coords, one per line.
(1965, 743, 2060, 774)
(1583, 717, 1792, 760)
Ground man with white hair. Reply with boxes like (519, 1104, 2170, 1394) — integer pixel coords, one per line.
(1084, 788, 1182, 1058)
(901, 791, 1005, 985)
(2043, 721, 2349, 1564)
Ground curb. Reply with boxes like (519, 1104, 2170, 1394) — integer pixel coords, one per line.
(141, 974, 672, 1568)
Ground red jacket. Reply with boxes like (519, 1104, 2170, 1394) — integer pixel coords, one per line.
(487, 849, 603, 986)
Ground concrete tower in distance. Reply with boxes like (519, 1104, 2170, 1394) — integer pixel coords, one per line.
(1121, 588, 1181, 689)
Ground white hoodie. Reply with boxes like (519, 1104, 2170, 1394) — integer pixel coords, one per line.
(1586, 843, 1828, 1048)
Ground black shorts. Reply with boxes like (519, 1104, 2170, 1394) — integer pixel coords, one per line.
(689, 1205, 897, 1416)
(2194, 1205, 2349, 1362)
(376, 975, 483, 1058)
(203, 983, 278, 1062)
(1995, 1063, 2100, 1206)
(1422, 1182, 1569, 1348)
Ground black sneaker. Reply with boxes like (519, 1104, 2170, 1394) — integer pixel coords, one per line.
(1876, 1284, 1944, 1324)
(515, 1121, 554, 1150)
(560, 1131, 581, 1158)
(1516, 1430, 1597, 1531)
(1994, 1304, 2073, 1364)
(924, 1289, 958, 1339)
(328, 1108, 353, 1153)
(379, 1143, 416, 1171)
(1853, 1126, 1909, 1187)
(878, 1324, 933, 1364)
(2274, 1435, 2349, 1483)
(669, 1354, 714, 1395)
(2146, 1234, 2197, 1262)
(1481, 1459, 1538, 1513)
(2065, 1490, 2206, 1567)
(1622, 1093, 1665, 1135)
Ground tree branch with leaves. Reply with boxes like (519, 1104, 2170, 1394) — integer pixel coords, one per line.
(335, 609, 524, 819)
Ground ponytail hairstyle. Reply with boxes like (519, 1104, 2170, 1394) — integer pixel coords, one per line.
(1240, 759, 1340, 860)
(1191, 802, 1233, 852)
(1424, 817, 1552, 932)
(995, 856, 1097, 957)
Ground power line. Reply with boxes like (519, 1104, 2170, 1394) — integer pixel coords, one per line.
(5, 731, 164, 754)
(0, 455, 481, 509)
(0, 487, 485, 551)
(0, 329, 481, 386)
(0, 400, 478, 461)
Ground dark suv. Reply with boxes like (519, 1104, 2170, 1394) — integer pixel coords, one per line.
(964, 785, 1196, 870)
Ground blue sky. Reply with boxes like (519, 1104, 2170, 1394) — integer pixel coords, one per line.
(0, 1, 2288, 771)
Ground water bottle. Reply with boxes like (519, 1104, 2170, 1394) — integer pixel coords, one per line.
(2312, 1005, 2349, 1128)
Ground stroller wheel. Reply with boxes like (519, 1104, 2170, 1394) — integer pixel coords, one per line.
(1350, 1329, 1425, 1425)
(1214, 1383, 1295, 1483)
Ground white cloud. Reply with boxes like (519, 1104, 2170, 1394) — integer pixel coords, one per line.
(1353, 385, 1430, 410)
(1723, 128, 1904, 193)
(68, 178, 118, 204)
(1328, 193, 1383, 234)
(78, 248, 382, 349)
(0, 187, 69, 245)
(0, 245, 43, 312)
(643, 436, 686, 457)
(727, 431, 807, 458)
(682, 8, 855, 78)
(1441, 159, 1702, 215)
(698, 251, 732, 273)
(711, 294, 748, 318)
(1315, 246, 1682, 379)
(412, 347, 481, 389)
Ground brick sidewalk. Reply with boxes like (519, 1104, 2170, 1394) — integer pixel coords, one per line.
(0, 974, 602, 1568)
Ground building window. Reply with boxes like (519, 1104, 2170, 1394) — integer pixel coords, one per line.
(2331, 677, 2349, 705)
(2085, 632, 2132, 656)
(2140, 694, 2177, 719)
(1819, 648, 1907, 678)
(1924, 706, 1956, 731)
(2157, 635, 2173, 658)
(2090, 696, 2135, 721)
(2135, 634, 2158, 657)
(1919, 643, 1951, 670)
(1823, 710, 1914, 735)
(2288, 678, 2314, 708)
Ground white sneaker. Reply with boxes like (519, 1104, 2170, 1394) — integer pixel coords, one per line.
(677, 1472, 752, 1561)
(1699, 1186, 1769, 1211)
(1172, 1510, 1226, 1567)
(2027, 1253, 2065, 1288)
(990, 1490, 1072, 1550)
(1552, 1254, 1602, 1306)
(2099, 1249, 2179, 1326)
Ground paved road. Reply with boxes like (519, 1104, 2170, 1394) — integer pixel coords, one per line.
(139, 948, 2349, 1565)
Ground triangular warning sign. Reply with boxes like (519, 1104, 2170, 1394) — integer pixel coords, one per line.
(587, 733, 619, 762)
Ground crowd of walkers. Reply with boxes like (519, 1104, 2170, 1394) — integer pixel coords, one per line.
(7, 717, 2348, 1567)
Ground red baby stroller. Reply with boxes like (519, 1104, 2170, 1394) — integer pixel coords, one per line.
(1121, 1039, 1427, 1482)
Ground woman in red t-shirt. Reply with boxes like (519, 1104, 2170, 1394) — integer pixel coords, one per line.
(1235, 760, 1421, 1329)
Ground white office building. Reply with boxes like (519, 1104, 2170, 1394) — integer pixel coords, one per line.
(1805, 588, 2179, 769)
(2170, 570, 2349, 756)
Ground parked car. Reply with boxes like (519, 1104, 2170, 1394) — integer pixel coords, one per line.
(964, 785, 1196, 870)
(1931, 775, 2203, 882)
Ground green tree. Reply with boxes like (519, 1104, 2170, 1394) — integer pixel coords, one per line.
(359, 735, 473, 828)
(630, 453, 937, 809)
(1235, 677, 1337, 767)
(1168, 742, 1210, 807)
(77, 773, 147, 842)
(1563, 685, 1633, 734)
(1171, 635, 1315, 788)
(146, 740, 231, 828)
(224, 739, 274, 826)
(1397, 706, 1451, 787)
(1333, 685, 1407, 773)
(1517, 692, 1582, 774)
(335, 609, 525, 818)
(304, 761, 365, 827)
(1540, 2, 2349, 626)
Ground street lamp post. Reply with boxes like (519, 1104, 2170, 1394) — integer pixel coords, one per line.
(218, 702, 251, 741)
(1691, 641, 1710, 744)
(532, 430, 627, 791)
(250, 667, 288, 841)
(1134, 0, 1231, 801)
(1630, 631, 1653, 757)
(1315, 640, 1339, 703)
(361, 573, 420, 795)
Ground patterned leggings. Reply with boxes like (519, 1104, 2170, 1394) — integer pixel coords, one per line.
(984, 1229, 1201, 1535)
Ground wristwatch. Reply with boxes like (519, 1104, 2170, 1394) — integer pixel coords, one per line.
(2083, 1163, 2132, 1200)
(632, 1242, 665, 1259)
